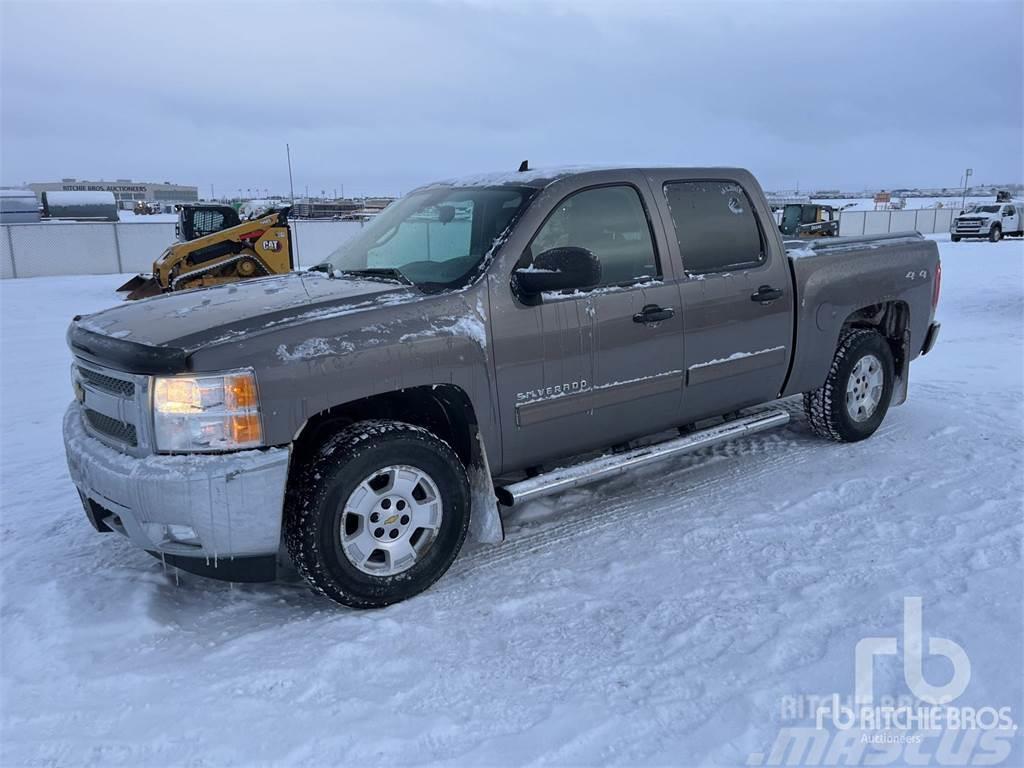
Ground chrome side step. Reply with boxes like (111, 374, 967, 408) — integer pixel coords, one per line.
(495, 408, 790, 506)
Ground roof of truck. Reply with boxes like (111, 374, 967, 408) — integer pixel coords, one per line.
(422, 166, 752, 191)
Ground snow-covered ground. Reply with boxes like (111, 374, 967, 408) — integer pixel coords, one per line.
(0, 236, 1021, 766)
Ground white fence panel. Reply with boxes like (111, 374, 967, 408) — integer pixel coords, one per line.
(115, 222, 177, 273)
(8, 223, 119, 277)
(913, 209, 938, 233)
(935, 209, 954, 232)
(889, 210, 918, 232)
(862, 211, 893, 235)
(1, 228, 14, 279)
(839, 211, 866, 236)
(291, 220, 365, 268)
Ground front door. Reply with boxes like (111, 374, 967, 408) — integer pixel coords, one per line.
(491, 181, 684, 472)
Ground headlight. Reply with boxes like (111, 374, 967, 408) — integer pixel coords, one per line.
(152, 369, 262, 452)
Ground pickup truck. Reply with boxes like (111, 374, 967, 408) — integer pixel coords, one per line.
(951, 200, 1022, 242)
(63, 167, 942, 608)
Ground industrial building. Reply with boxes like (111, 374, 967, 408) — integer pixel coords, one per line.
(27, 178, 198, 204)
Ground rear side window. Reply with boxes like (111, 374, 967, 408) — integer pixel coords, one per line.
(530, 185, 659, 286)
(663, 181, 765, 274)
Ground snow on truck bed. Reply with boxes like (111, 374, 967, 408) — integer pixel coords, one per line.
(1, 236, 1021, 766)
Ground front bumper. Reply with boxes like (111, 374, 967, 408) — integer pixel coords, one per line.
(63, 403, 290, 581)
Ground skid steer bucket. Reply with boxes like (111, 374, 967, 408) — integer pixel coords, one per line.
(119, 275, 163, 301)
(116, 273, 151, 293)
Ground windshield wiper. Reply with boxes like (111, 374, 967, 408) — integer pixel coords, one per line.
(307, 262, 332, 274)
(335, 267, 413, 286)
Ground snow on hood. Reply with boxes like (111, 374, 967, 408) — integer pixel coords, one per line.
(75, 272, 418, 351)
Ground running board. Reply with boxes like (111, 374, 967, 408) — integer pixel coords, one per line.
(495, 409, 790, 506)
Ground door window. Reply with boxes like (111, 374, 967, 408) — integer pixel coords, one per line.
(528, 185, 659, 286)
(663, 181, 766, 274)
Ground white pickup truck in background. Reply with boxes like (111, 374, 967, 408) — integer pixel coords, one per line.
(951, 199, 1022, 242)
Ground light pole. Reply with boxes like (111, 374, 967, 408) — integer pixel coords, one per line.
(961, 168, 972, 211)
(286, 143, 296, 205)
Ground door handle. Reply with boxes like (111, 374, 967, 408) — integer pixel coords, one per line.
(633, 304, 675, 324)
(750, 285, 783, 304)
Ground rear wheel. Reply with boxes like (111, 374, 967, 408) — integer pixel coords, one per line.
(989, 224, 1002, 243)
(285, 420, 470, 608)
(803, 329, 895, 443)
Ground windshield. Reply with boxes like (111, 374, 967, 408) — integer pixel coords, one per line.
(323, 186, 536, 288)
(967, 205, 1001, 214)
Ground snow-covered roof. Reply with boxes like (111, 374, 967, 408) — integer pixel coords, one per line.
(423, 165, 609, 190)
(43, 191, 116, 205)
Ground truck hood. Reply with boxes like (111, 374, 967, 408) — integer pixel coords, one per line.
(74, 272, 418, 352)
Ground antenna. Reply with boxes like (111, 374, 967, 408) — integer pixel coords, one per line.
(518, 160, 529, 173)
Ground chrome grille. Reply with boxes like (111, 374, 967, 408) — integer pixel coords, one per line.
(78, 366, 136, 397)
(73, 360, 148, 453)
(84, 409, 138, 447)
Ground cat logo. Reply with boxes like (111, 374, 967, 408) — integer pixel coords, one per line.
(262, 239, 281, 251)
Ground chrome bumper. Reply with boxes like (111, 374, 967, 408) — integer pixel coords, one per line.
(63, 403, 289, 578)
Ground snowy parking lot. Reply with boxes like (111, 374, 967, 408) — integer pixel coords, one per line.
(1, 236, 1021, 766)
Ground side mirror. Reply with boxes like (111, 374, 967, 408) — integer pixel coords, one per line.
(515, 247, 601, 294)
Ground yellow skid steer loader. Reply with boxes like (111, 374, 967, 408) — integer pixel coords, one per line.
(117, 204, 294, 300)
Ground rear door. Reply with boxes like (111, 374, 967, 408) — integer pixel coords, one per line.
(650, 174, 794, 422)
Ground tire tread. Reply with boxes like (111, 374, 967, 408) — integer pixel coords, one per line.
(284, 419, 466, 609)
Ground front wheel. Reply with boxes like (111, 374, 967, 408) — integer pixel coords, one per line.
(989, 225, 1002, 243)
(803, 328, 895, 443)
(285, 420, 470, 608)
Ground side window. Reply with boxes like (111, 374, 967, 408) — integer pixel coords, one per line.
(1005, 206, 1016, 217)
(530, 185, 659, 286)
(663, 181, 765, 274)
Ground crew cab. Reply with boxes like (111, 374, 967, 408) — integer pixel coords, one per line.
(63, 167, 941, 607)
(951, 201, 1022, 242)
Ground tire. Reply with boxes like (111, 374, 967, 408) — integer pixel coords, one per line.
(803, 328, 895, 443)
(951, 235, 961, 242)
(285, 420, 470, 608)
(989, 225, 1002, 243)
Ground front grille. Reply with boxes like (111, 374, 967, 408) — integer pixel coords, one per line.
(78, 367, 135, 397)
(84, 409, 138, 447)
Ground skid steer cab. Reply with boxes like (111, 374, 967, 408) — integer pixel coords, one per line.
(117, 205, 294, 300)
(778, 203, 848, 238)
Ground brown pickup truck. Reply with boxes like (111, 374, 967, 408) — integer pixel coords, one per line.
(64, 166, 941, 607)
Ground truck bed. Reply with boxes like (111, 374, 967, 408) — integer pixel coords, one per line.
(780, 231, 941, 397)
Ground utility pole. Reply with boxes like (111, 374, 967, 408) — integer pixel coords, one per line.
(961, 168, 973, 211)
(286, 143, 296, 204)
(210, 183, 215, 200)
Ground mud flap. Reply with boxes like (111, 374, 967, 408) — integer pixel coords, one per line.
(467, 428, 504, 544)
(892, 329, 910, 406)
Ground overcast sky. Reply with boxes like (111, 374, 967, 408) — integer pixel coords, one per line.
(2, 1, 1021, 197)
